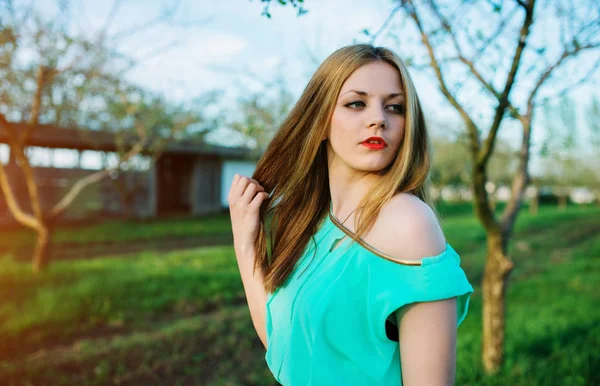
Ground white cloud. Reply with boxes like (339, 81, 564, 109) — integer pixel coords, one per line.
(199, 33, 248, 60)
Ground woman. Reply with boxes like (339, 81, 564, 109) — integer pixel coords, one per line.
(228, 44, 474, 386)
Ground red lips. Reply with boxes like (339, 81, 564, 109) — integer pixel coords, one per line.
(361, 136, 387, 149)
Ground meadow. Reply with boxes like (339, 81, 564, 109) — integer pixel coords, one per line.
(0, 202, 598, 385)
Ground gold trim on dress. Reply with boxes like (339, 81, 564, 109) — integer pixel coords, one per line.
(328, 208, 423, 266)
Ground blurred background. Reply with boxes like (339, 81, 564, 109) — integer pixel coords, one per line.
(0, 0, 598, 385)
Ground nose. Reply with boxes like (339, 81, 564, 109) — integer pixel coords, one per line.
(367, 106, 387, 129)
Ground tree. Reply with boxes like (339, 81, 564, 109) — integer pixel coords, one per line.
(583, 96, 600, 203)
(536, 96, 600, 209)
(538, 96, 579, 209)
(99, 84, 204, 217)
(380, 0, 599, 373)
(430, 133, 471, 190)
(0, 2, 208, 271)
(588, 97, 600, 157)
(255, 0, 600, 373)
(431, 130, 517, 207)
(228, 68, 295, 159)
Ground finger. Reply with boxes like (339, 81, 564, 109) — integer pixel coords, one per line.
(233, 174, 244, 188)
(238, 175, 264, 190)
(235, 176, 265, 201)
(250, 191, 269, 210)
(233, 175, 251, 201)
(230, 174, 240, 200)
(248, 177, 262, 186)
(241, 182, 260, 206)
(229, 174, 241, 201)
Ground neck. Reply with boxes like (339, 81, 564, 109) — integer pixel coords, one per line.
(328, 168, 380, 222)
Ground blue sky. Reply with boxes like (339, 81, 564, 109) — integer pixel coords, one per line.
(9, 0, 599, 170)
(60, 0, 458, 116)
(59, 0, 397, 98)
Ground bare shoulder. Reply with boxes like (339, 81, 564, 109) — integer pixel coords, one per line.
(367, 193, 446, 261)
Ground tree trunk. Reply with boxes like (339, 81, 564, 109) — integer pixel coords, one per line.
(558, 194, 567, 210)
(481, 232, 515, 373)
(32, 223, 52, 272)
(123, 194, 135, 218)
(489, 195, 497, 212)
(529, 187, 538, 215)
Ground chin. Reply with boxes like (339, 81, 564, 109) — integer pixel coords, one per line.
(363, 158, 394, 171)
(358, 164, 389, 173)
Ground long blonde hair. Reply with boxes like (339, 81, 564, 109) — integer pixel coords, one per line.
(252, 44, 434, 294)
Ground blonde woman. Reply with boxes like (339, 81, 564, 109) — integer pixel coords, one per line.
(228, 44, 474, 386)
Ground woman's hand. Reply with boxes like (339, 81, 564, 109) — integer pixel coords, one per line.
(228, 174, 270, 259)
(227, 174, 270, 349)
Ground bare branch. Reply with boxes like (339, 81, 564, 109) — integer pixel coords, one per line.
(13, 0, 35, 35)
(0, 160, 39, 229)
(526, 41, 600, 109)
(514, 0, 528, 9)
(538, 56, 600, 104)
(49, 137, 146, 220)
(1, 0, 16, 21)
(422, 0, 535, 170)
(0, 113, 42, 228)
(11, 142, 44, 221)
(500, 115, 532, 232)
(259, 0, 308, 19)
(470, 6, 519, 63)
(20, 65, 51, 146)
(369, 4, 402, 44)
(404, 0, 482, 155)
(109, 1, 179, 42)
(426, 0, 502, 98)
(49, 169, 111, 220)
(476, 0, 536, 168)
(100, 0, 122, 34)
(57, 1, 204, 77)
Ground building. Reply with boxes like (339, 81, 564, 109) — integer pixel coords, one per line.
(0, 124, 258, 226)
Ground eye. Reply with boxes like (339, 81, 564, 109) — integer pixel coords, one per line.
(388, 104, 405, 114)
(344, 101, 366, 109)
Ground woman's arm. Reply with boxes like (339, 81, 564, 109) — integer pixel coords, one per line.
(397, 298, 458, 386)
(378, 193, 458, 385)
(228, 174, 270, 350)
(234, 247, 268, 350)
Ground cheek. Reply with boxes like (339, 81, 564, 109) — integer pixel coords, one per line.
(329, 110, 355, 139)
(386, 119, 406, 154)
(330, 109, 349, 129)
(394, 117, 406, 142)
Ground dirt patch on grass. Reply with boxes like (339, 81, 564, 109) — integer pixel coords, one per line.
(0, 306, 277, 386)
(0, 295, 249, 364)
(10, 234, 234, 263)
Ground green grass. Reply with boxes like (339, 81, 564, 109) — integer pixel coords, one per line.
(456, 232, 600, 385)
(0, 203, 598, 385)
(0, 246, 244, 346)
(0, 211, 233, 251)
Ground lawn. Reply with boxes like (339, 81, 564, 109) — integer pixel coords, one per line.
(0, 203, 598, 385)
(0, 211, 233, 253)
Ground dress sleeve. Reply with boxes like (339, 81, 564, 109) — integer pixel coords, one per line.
(368, 243, 474, 342)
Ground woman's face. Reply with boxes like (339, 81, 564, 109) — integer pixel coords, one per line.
(326, 61, 406, 175)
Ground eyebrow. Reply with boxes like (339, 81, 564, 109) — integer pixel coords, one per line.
(341, 90, 404, 100)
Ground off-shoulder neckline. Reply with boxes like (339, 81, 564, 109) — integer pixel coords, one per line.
(328, 200, 453, 266)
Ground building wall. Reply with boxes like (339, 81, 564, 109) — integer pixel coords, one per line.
(0, 156, 258, 226)
(155, 153, 195, 215)
(220, 160, 258, 209)
(190, 157, 222, 215)
(0, 165, 152, 226)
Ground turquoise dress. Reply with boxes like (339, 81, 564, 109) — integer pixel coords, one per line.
(264, 202, 474, 385)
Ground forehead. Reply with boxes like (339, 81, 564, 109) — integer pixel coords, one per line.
(339, 61, 403, 95)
